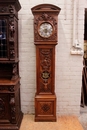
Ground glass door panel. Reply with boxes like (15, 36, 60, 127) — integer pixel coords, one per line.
(0, 19, 8, 58)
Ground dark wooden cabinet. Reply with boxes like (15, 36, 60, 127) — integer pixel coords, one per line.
(0, 0, 23, 130)
(31, 4, 61, 121)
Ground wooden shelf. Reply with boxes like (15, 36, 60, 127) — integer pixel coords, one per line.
(0, 77, 20, 85)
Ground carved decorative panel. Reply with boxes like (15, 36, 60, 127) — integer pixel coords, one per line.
(0, 81, 22, 128)
(39, 102, 52, 114)
(40, 48, 51, 70)
(40, 48, 52, 93)
(35, 95, 56, 121)
(0, 94, 10, 121)
(10, 94, 16, 123)
(12, 63, 18, 80)
(36, 46, 55, 94)
(0, 5, 15, 14)
(9, 17, 18, 60)
(9, 18, 15, 42)
(34, 13, 57, 42)
(0, 86, 14, 92)
(40, 82, 51, 93)
(0, 98, 5, 118)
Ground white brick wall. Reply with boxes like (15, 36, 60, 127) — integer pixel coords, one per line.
(18, 0, 85, 116)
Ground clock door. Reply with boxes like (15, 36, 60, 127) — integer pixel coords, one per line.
(36, 45, 55, 95)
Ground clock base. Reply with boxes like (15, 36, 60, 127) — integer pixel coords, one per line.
(35, 94, 57, 122)
(35, 116, 57, 122)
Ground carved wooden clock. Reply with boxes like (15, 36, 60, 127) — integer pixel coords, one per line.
(31, 4, 61, 121)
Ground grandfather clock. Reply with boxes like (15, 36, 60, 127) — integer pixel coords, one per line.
(0, 0, 23, 130)
(31, 4, 61, 121)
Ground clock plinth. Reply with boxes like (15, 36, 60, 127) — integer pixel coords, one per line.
(31, 4, 61, 122)
(35, 94, 56, 122)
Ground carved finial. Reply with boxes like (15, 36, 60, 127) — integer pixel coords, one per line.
(9, 21, 15, 38)
(9, 5, 14, 13)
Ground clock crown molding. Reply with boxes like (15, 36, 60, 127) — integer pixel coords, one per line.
(31, 4, 61, 14)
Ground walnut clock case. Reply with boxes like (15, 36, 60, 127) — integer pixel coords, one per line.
(0, 0, 23, 130)
(31, 4, 61, 121)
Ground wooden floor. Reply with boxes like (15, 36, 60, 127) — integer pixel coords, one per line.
(20, 115, 83, 130)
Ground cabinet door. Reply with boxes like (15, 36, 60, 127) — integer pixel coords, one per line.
(0, 94, 10, 124)
(0, 17, 9, 60)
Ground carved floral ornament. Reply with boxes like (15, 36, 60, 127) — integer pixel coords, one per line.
(34, 13, 57, 41)
(0, 5, 14, 13)
(40, 48, 51, 70)
(40, 102, 52, 114)
(40, 81, 51, 92)
(9, 19, 15, 59)
(9, 20, 15, 39)
(0, 86, 14, 92)
(39, 48, 52, 93)
(0, 98, 5, 118)
(10, 94, 16, 123)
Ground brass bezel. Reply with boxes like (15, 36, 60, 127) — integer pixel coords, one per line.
(38, 22, 54, 38)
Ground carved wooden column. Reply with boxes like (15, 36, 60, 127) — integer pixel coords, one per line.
(31, 4, 61, 121)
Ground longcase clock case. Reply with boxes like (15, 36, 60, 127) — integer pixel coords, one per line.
(31, 4, 61, 121)
(0, 0, 23, 130)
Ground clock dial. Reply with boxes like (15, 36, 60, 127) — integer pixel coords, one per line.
(38, 22, 53, 38)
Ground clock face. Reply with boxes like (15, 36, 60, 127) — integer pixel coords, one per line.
(38, 22, 53, 38)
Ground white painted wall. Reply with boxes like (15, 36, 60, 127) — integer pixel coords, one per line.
(18, 0, 85, 116)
